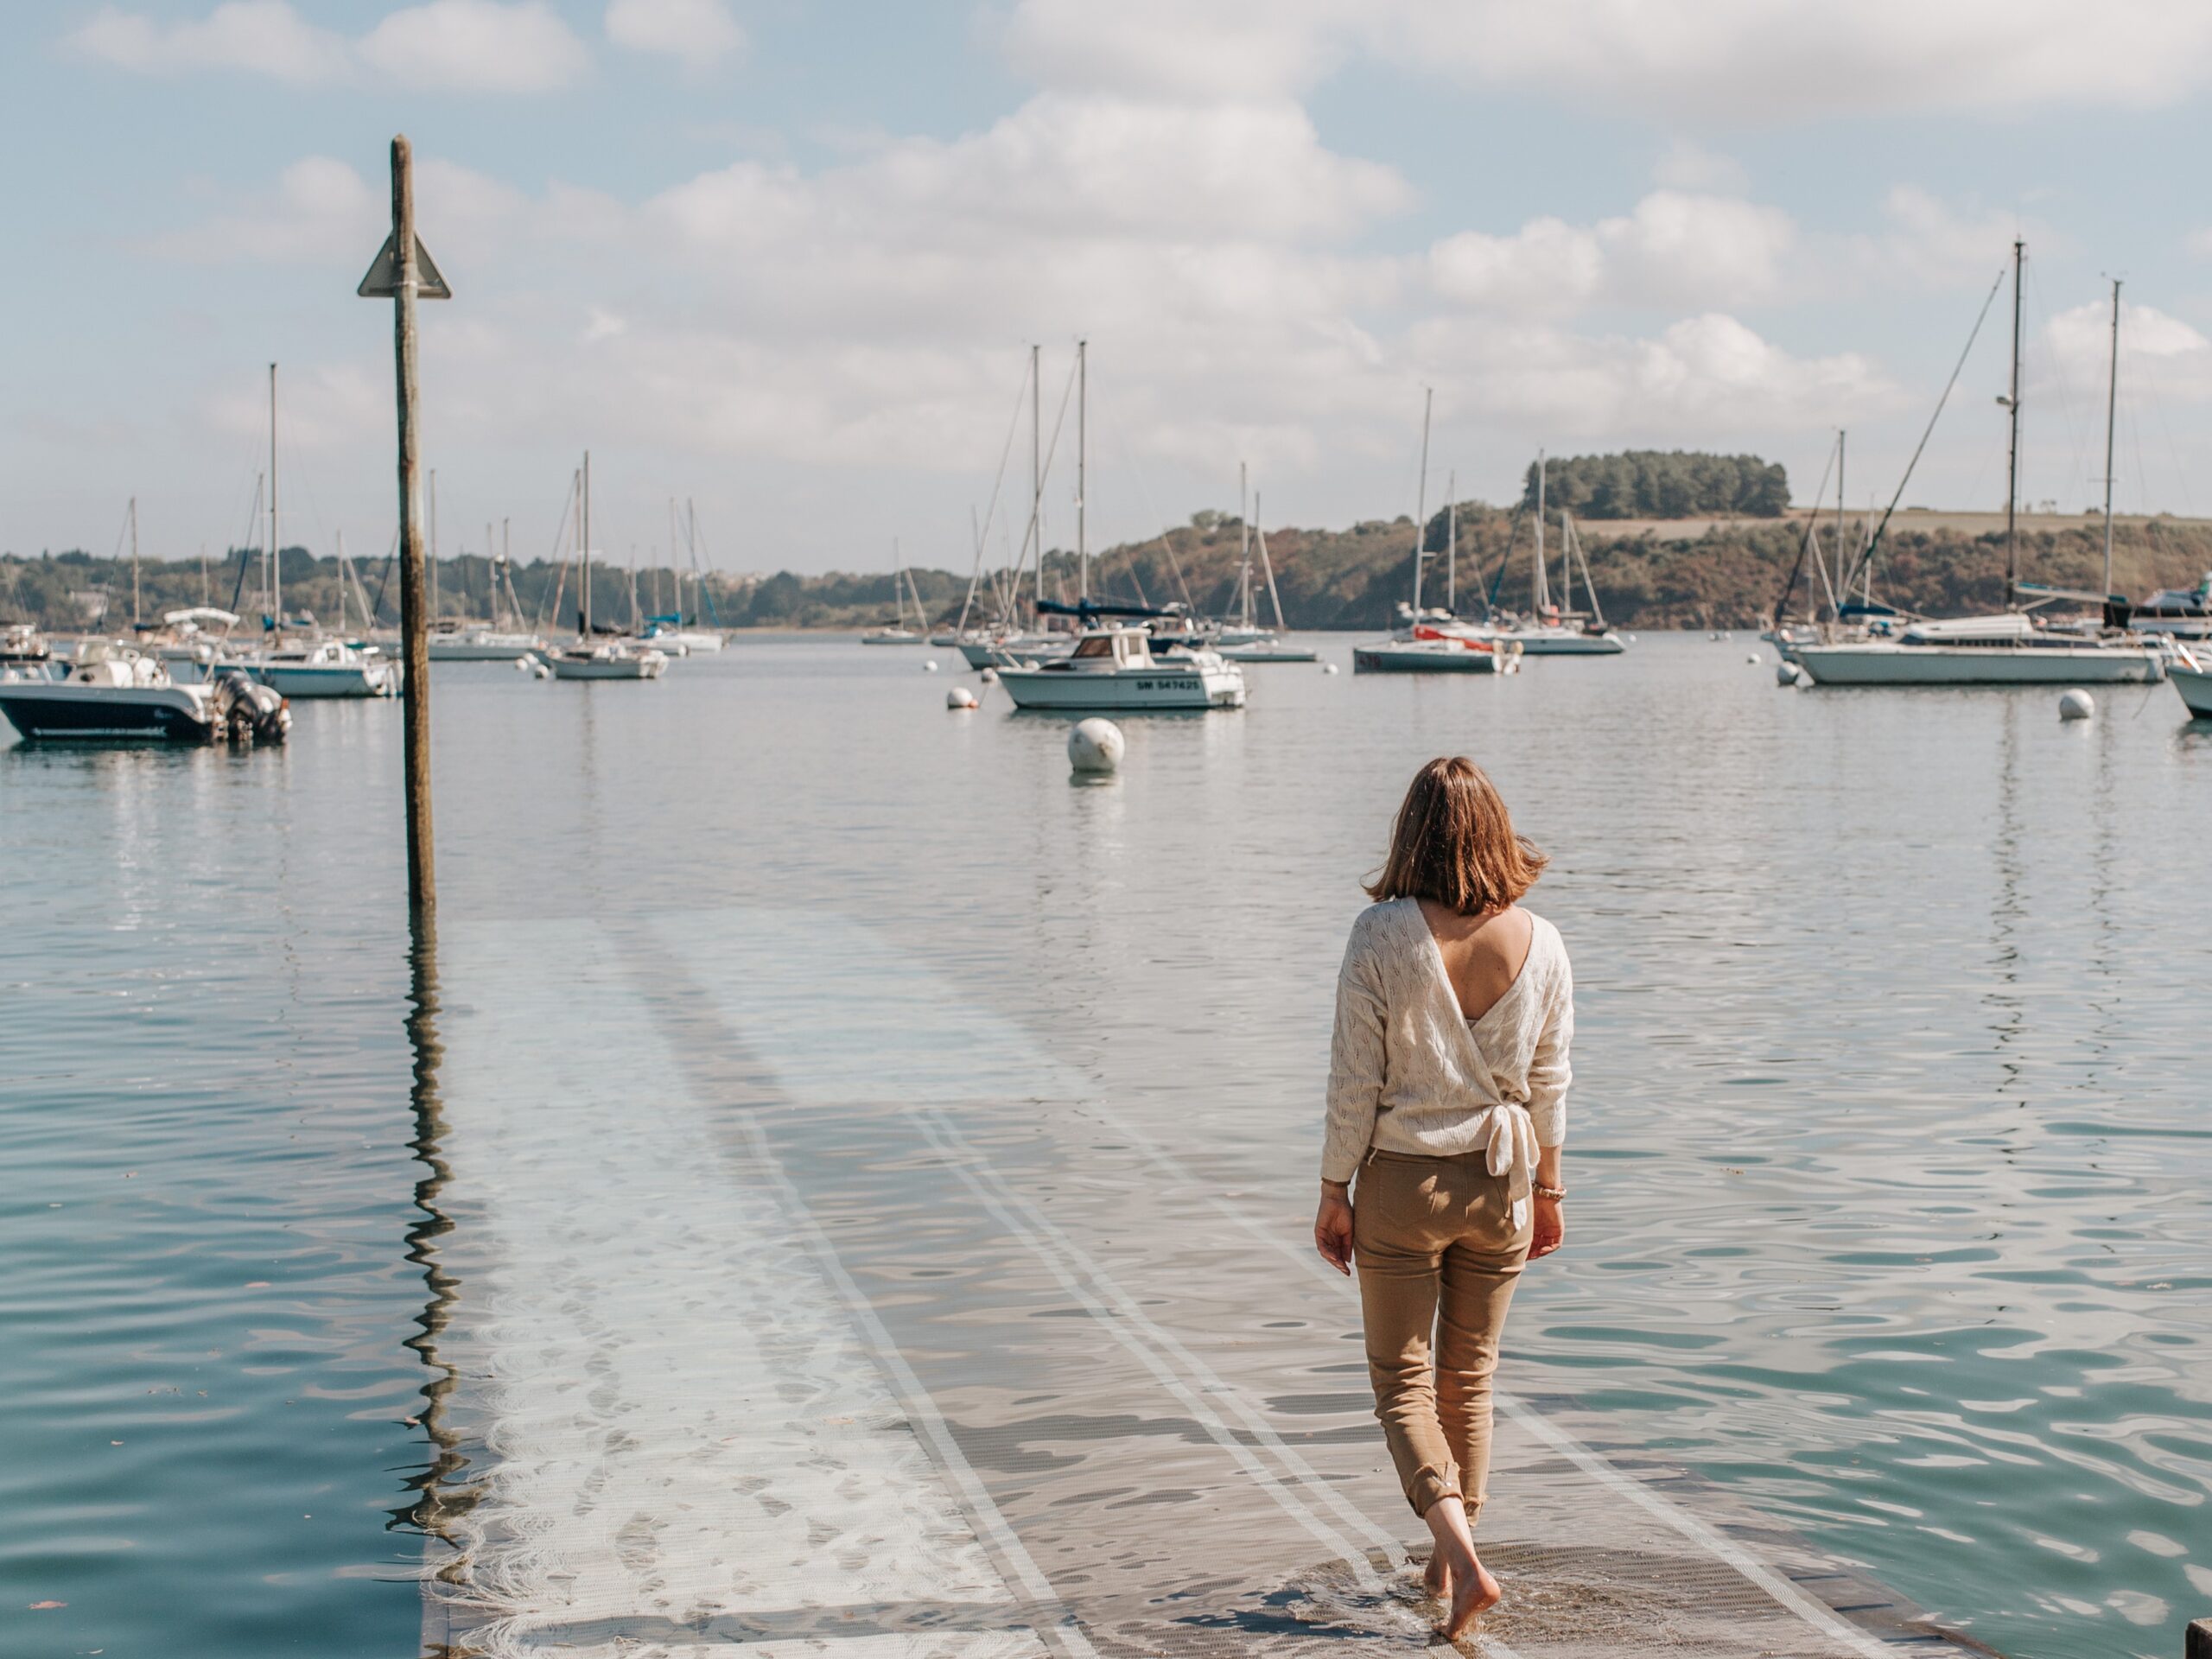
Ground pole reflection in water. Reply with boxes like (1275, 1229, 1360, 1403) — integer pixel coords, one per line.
(393, 918, 475, 1631)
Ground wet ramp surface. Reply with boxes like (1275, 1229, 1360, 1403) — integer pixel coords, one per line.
(420, 912, 1974, 1659)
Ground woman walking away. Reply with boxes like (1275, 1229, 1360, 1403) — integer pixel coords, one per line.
(1313, 756, 1571, 1639)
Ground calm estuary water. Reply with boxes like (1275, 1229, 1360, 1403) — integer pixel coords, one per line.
(2, 633, 2207, 1658)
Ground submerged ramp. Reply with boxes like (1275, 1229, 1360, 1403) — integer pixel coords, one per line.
(423, 912, 1970, 1658)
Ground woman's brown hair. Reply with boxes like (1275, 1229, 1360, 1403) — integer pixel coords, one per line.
(1364, 756, 1547, 914)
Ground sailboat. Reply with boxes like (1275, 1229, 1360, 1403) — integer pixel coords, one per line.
(429, 521, 546, 660)
(548, 453, 668, 681)
(861, 543, 929, 644)
(1217, 482, 1315, 663)
(1484, 457, 1625, 655)
(1353, 392, 1521, 675)
(995, 342, 1245, 710)
(1795, 243, 2165, 687)
(236, 365, 401, 698)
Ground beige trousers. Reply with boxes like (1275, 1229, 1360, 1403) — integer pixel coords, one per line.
(1352, 1148, 1531, 1521)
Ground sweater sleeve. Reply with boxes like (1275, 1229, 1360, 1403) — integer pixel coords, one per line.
(1526, 946, 1573, 1149)
(1321, 918, 1388, 1184)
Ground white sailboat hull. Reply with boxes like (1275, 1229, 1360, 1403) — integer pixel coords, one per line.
(549, 651, 668, 681)
(2171, 662, 2212, 716)
(429, 634, 546, 662)
(1502, 629, 1626, 656)
(1793, 642, 2164, 686)
(251, 660, 401, 698)
(1217, 641, 1319, 664)
(996, 662, 1245, 710)
(1352, 640, 1521, 675)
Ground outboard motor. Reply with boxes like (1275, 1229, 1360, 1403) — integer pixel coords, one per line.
(209, 671, 291, 743)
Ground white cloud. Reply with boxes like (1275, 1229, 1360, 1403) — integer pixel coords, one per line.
(1429, 192, 1796, 317)
(67, 0, 346, 83)
(605, 0, 743, 67)
(67, 0, 588, 92)
(1653, 138, 1748, 194)
(145, 155, 524, 268)
(2040, 299, 2212, 404)
(1002, 0, 2212, 124)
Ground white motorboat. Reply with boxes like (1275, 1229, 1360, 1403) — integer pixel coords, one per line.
(1495, 621, 1625, 655)
(2130, 574, 2212, 640)
(995, 626, 1244, 710)
(429, 626, 547, 662)
(0, 642, 288, 741)
(961, 630, 1071, 669)
(2171, 645, 2212, 716)
(1793, 613, 2166, 684)
(548, 641, 668, 681)
(1219, 638, 1319, 664)
(245, 638, 402, 698)
(645, 626, 722, 653)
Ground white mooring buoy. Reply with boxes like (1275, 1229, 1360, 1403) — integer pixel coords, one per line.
(979, 666, 999, 684)
(946, 687, 977, 710)
(531, 662, 551, 680)
(923, 658, 940, 673)
(1776, 662, 1802, 687)
(2058, 688, 2094, 721)
(1746, 652, 1762, 665)
(1321, 661, 1339, 675)
(512, 656, 534, 671)
(1068, 717, 1124, 774)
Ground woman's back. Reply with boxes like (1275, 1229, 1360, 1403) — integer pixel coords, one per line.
(1417, 899, 1535, 1027)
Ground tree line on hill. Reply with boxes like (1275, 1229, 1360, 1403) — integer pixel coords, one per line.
(1524, 450, 1792, 519)
(11, 505, 2211, 637)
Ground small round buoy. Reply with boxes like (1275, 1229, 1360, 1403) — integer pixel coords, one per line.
(1775, 662, 1802, 687)
(1067, 717, 1124, 774)
(1321, 662, 1339, 676)
(532, 662, 551, 680)
(946, 687, 977, 710)
(1746, 652, 1762, 665)
(2058, 688, 2094, 721)
(513, 656, 533, 671)
(923, 658, 940, 673)
(979, 667, 999, 684)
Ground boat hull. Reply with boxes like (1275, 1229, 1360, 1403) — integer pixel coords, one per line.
(1352, 641, 1519, 674)
(1505, 632, 1626, 656)
(1793, 644, 2164, 685)
(1218, 643, 1319, 664)
(429, 639, 544, 662)
(548, 653, 667, 681)
(995, 664, 1245, 710)
(0, 681, 213, 741)
(250, 662, 401, 698)
(2172, 662, 2212, 717)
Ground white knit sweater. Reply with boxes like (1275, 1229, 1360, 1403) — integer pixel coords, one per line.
(1321, 898, 1573, 1187)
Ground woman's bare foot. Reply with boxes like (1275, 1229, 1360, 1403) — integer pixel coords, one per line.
(1440, 1552, 1503, 1637)
(1422, 1549, 1451, 1600)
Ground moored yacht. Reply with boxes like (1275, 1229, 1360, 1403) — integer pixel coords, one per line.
(995, 626, 1244, 710)
(2171, 643, 2212, 717)
(1792, 613, 2165, 684)
(1, 622, 51, 666)
(245, 638, 402, 698)
(548, 640, 668, 680)
(429, 624, 547, 662)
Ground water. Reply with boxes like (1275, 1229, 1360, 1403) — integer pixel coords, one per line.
(2, 635, 2208, 1658)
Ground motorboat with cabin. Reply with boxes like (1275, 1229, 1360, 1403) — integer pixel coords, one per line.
(245, 637, 402, 698)
(994, 625, 1244, 711)
(0, 640, 289, 742)
(2126, 573, 2212, 641)
(1, 622, 52, 667)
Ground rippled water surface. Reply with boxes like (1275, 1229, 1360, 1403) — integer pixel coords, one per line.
(3, 633, 2208, 1658)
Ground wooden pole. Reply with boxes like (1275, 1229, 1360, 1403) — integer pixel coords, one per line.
(391, 135, 435, 924)
(2188, 1618, 2212, 1659)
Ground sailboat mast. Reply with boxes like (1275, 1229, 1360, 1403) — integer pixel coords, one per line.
(1076, 339, 1088, 605)
(2101, 276, 2121, 598)
(1533, 450, 1548, 616)
(582, 451, 592, 636)
(268, 362, 279, 630)
(1834, 429, 1846, 613)
(1410, 387, 1432, 613)
(2005, 236, 2024, 607)
(1030, 343, 1042, 620)
(129, 497, 140, 629)
(1238, 461, 1252, 628)
(1445, 471, 1457, 613)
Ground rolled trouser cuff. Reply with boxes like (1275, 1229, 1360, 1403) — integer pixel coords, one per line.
(1408, 1461, 1464, 1519)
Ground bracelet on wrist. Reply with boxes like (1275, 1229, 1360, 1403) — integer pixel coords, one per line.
(1533, 1182, 1567, 1202)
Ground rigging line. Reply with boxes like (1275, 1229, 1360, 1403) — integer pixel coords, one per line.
(1847, 262, 2008, 595)
(226, 475, 264, 618)
(1485, 506, 1524, 613)
(1769, 434, 1839, 625)
(1087, 376, 1195, 612)
(368, 525, 400, 624)
(534, 472, 580, 632)
(959, 355, 1035, 633)
(1020, 353, 1080, 607)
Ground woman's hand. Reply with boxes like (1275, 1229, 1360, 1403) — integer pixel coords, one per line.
(1529, 1194, 1565, 1260)
(1315, 1181, 1354, 1275)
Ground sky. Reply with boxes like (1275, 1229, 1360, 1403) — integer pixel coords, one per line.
(8, 0, 2212, 578)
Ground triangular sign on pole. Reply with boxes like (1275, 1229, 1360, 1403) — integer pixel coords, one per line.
(357, 232, 451, 299)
